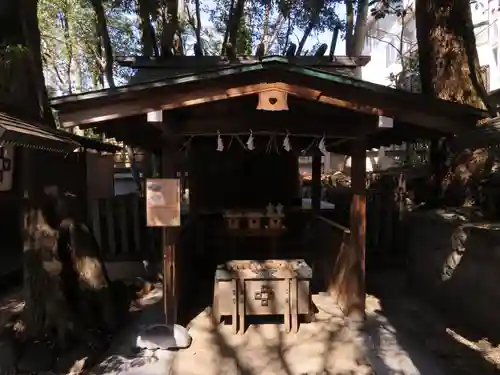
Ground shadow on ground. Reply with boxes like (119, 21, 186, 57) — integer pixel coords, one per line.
(170, 293, 374, 375)
(366, 265, 500, 375)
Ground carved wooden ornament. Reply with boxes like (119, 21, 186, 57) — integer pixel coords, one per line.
(256, 90, 289, 111)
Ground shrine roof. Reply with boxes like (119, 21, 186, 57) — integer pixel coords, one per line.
(118, 55, 370, 84)
(0, 112, 80, 152)
(50, 58, 489, 142)
(0, 111, 120, 153)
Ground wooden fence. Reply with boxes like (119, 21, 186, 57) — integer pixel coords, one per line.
(88, 194, 152, 261)
(323, 172, 406, 263)
(307, 215, 354, 312)
(366, 172, 406, 263)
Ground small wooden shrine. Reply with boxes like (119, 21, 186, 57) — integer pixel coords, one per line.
(50, 56, 488, 328)
(214, 259, 312, 334)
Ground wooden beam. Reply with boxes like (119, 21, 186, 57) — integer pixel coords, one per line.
(347, 136, 366, 322)
(311, 153, 322, 214)
(160, 131, 180, 326)
(177, 112, 378, 138)
(57, 82, 384, 128)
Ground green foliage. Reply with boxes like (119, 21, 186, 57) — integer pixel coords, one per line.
(205, 0, 344, 55)
(369, 0, 405, 19)
(389, 47, 421, 92)
(290, 0, 343, 34)
(38, 0, 352, 96)
(38, 0, 140, 95)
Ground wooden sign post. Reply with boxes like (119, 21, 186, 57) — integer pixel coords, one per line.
(146, 178, 181, 325)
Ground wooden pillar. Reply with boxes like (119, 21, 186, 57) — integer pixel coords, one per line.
(161, 140, 178, 325)
(311, 153, 322, 215)
(348, 137, 366, 321)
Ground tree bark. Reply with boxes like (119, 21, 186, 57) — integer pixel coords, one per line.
(228, 0, 246, 52)
(137, 0, 159, 57)
(329, 27, 340, 59)
(296, 0, 325, 56)
(0, 0, 53, 124)
(0, 1, 123, 348)
(416, 0, 496, 208)
(194, 0, 203, 51)
(344, 0, 369, 77)
(159, 0, 180, 56)
(90, 0, 115, 88)
(22, 187, 121, 345)
(221, 0, 235, 54)
(416, 0, 491, 110)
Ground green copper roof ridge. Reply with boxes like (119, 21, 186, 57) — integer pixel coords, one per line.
(285, 65, 374, 90)
(52, 63, 266, 103)
(260, 56, 289, 64)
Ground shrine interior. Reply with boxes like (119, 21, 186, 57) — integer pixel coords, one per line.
(176, 138, 347, 325)
(127, 133, 353, 324)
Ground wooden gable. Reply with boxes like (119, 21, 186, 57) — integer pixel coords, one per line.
(50, 58, 489, 148)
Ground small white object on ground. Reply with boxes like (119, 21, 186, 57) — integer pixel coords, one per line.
(136, 324, 192, 351)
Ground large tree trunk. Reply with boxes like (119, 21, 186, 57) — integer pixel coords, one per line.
(0, 0, 52, 124)
(159, 0, 181, 56)
(21, 186, 123, 346)
(90, 0, 115, 88)
(193, 0, 203, 52)
(416, 0, 496, 209)
(137, 0, 159, 57)
(416, 0, 491, 109)
(227, 0, 245, 52)
(0, 1, 126, 362)
(344, 0, 368, 77)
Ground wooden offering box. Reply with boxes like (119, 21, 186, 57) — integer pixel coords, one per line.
(267, 214, 284, 230)
(223, 211, 242, 230)
(245, 212, 263, 230)
(213, 259, 312, 334)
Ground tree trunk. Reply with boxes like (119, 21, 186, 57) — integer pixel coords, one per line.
(194, 0, 203, 51)
(329, 27, 340, 59)
(416, 0, 491, 110)
(344, 0, 368, 77)
(22, 186, 121, 345)
(296, 18, 317, 55)
(137, 0, 159, 57)
(416, 0, 496, 208)
(228, 0, 245, 51)
(0, 0, 53, 124)
(91, 0, 115, 88)
(221, 0, 235, 54)
(0, 0, 125, 352)
(296, 0, 324, 56)
(159, 0, 180, 56)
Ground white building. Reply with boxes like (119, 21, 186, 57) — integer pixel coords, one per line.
(362, 0, 500, 92)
